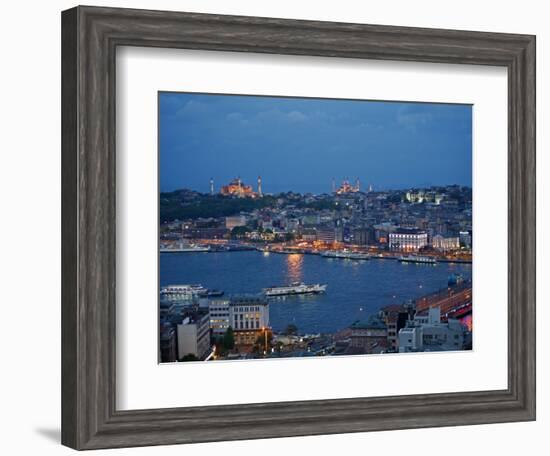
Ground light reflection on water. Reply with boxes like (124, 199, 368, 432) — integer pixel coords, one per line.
(285, 254, 304, 283)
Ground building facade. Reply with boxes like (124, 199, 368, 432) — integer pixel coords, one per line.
(159, 322, 177, 362)
(208, 299, 231, 336)
(351, 227, 375, 246)
(225, 215, 248, 230)
(398, 307, 467, 353)
(176, 311, 211, 360)
(220, 177, 261, 198)
(316, 225, 338, 244)
(229, 296, 270, 346)
(432, 234, 460, 251)
(379, 304, 413, 352)
(349, 316, 388, 354)
(389, 228, 428, 251)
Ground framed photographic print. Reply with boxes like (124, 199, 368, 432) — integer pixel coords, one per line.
(61, 5, 536, 450)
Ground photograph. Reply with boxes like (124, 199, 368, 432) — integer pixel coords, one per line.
(158, 92, 473, 363)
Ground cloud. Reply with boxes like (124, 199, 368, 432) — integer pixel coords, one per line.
(226, 112, 249, 125)
(287, 110, 308, 122)
(396, 106, 433, 132)
(255, 108, 309, 124)
(175, 99, 211, 118)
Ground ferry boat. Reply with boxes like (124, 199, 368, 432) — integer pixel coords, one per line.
(263, 282, 327, 297)
(160, 284, 208, 299)
(160, 242, 210, 253)
(321, 250, 370, 260)
(398, 255, 437, 265)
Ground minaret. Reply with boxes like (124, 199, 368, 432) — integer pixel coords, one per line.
(355, 178, 360, 192)
(368, 183, 373, 193)
(210, 178, 214, 195)
(257, 176, 263, 197)
(332, 178, 336, 193)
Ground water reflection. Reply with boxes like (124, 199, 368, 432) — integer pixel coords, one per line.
(160, 251, 473, 334)
(286, 254, 303, 283)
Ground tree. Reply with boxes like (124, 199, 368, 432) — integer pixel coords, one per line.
(284, 324, 298, 336)
(213, 336, 227, 356)
(231, 225, 252, 239)
(223, 326, 235, 350)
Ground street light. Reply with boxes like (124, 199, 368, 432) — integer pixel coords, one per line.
(262, 327, 268, 356)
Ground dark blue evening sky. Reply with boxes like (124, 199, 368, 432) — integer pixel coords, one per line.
(159, 92, 472, 194)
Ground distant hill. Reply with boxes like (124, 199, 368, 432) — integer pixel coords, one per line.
(160, 189, 276, 222)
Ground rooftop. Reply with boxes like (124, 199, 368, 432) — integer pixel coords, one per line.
(393, 228, 426, 235)
(350, 316, 387, 330)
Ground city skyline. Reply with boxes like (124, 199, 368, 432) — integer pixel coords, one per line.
(164, 175, 471, 197)
(159, 92, 472, 194)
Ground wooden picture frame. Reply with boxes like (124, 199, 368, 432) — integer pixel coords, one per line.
(61, 5, 536, 450)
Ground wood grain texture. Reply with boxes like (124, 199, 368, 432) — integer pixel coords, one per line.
(61, 5, 536, 450)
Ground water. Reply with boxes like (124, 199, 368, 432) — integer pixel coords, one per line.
(160, 251, 472, 334)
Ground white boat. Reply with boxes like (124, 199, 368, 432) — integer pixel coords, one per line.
(160, 242, 210, 253)
(398, 255, 437, 264)
(263, 282, 327, 297)
(321, 250, 370, 260)
(160, 284, 208, 299)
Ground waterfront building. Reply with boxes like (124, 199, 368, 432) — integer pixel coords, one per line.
(182, 225, 229, 240)
(299, 228, 317, 241)
(225, 214, 248, 230)
(176, 309, 211, 360)
(432, 234, 460, 251)
(351, 227, 375, 246)
(229, 295, 270, 346)
(316, 225, 338, 244)
(459, 230, 472, 248)
(388, 228, 428, 251)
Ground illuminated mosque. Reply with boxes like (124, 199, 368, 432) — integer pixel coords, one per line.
(215, 176, 263, 198)
(333, 178, 360, 194)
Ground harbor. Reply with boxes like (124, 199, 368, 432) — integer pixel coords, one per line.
(160, 240, 472, 264)
(160, 250, 472, 335)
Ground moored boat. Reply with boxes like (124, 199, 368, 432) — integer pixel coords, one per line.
(160, 241, 210, 253)
(160, 284, 208, 299)
(398, 255, 437, 265)
(321, 250, 370, 260)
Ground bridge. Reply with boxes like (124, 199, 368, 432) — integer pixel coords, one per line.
(415, 281, 472, 319)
